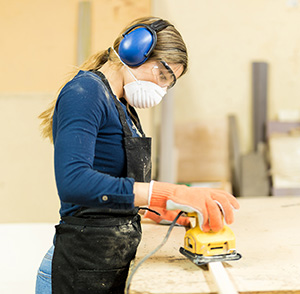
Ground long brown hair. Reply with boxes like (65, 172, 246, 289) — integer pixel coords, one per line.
(39, 16, 188, 142)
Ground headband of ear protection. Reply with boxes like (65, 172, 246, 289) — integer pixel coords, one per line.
(118, 20, 171, 67)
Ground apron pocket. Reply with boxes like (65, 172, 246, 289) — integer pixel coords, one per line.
(52, 211, 142, 293)
(75, 267, 129, 294)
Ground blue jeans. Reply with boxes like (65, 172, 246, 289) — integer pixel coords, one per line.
(35, 246, 53, 294)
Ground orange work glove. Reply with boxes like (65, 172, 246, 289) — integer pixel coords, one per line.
(149, 181, 240, 232)
(143, 206, 190, 226)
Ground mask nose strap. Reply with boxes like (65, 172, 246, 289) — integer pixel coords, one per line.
(111, 47, 140, 84)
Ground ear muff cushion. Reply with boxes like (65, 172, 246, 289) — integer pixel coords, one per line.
(119, 27, 154, 67)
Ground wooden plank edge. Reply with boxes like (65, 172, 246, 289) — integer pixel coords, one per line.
(208, 262, 238, 294)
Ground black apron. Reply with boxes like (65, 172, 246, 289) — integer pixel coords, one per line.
(52, 71, 152, 294)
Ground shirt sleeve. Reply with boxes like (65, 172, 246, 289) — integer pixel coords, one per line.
(53, 74, 135, 208)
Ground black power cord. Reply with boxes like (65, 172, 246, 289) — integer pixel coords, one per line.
(125, 211, 184, 294)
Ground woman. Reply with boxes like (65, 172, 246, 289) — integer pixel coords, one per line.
(36, 16, 239, 294)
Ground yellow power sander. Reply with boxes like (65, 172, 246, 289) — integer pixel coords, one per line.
(180, 212, 242, 266)
(125, 210, 242, 293)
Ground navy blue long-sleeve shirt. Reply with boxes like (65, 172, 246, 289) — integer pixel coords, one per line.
(52, 70, 139, 217)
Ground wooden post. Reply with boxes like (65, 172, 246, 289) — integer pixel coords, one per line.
(252, 62, 268, 151)
(158, 89, 177, 183)
(228, 115, 241, 196)
(77, 1, 92, 66)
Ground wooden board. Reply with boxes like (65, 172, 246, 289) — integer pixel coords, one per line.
(130, 197, 300, 293)
(269, 134, 300, 196)
(241, 152, 269, 197)
(175, 120, 230, 183)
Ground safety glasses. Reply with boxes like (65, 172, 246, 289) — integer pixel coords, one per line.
(152, 61, 177, 89)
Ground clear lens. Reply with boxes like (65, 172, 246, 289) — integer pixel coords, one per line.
(152, 61, 176, 89)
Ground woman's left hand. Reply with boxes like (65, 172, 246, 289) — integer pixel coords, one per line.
(143, 206, 190, 226)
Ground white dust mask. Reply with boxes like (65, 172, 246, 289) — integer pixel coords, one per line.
(112, 47, 167, 108)
(123, 80, 167, 109)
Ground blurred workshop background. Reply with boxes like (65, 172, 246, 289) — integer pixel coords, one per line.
(1, 0, 300, 225)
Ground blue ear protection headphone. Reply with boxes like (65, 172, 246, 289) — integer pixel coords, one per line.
(118, 20, 171, 67)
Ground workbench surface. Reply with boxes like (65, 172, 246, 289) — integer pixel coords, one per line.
(130, 197, 300, 294)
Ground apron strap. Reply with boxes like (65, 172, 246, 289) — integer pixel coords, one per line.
(91, 70, 146, 138)
(121, 99, 146, 137)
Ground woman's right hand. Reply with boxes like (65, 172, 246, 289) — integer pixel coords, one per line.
(149, 181, 240, 232)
